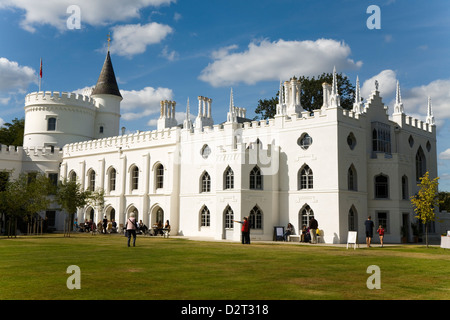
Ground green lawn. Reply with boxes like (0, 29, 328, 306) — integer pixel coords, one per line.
(0, 233, 449, 300)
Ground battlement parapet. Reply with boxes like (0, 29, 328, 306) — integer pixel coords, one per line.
(63, 127, 180, 155)
(0, 144, 63, 160)
(392, 113, 435, 135)
(25, 91, 97, 111)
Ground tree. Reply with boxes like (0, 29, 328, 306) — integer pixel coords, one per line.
(438, 191, 450, 212)
(55, 179, 91, 237)
(87, 188, 106, 231)
(410, 171, 440, 247)
(0, 118, 25, 147)
(0, 172, 52, 237)
(254, 73, 355, 120)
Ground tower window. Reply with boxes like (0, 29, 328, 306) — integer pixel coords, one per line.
(47, 117, 56, 131)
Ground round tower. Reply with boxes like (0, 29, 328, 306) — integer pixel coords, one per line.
(90, 50, 122, 139)
(23, 91, 96, 149)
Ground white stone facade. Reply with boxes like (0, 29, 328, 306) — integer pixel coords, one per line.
(0, 54, 439, 243)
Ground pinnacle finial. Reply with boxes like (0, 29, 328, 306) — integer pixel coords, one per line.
(353, 76, 363, 114)
(396, 80, 402, 104)
(394, 80, 404, 114)
(107, 32, 111, 52)
(229, 88, 234, 113)
(332, 66, 338, 95)
(426, 96, 435, 125)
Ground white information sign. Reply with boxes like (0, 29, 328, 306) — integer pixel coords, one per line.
(347, 231, 358, 250)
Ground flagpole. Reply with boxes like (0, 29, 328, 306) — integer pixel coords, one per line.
(39, 58, 42, 92)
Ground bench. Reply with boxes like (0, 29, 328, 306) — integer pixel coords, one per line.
(287, 235, 300, 242)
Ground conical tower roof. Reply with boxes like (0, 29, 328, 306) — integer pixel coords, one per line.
(91, 51, 122, 98)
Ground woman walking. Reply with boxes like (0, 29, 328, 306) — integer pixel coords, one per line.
(126, 212, 138, 247)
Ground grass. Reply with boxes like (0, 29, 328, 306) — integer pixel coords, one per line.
(0, 233, 449, 300)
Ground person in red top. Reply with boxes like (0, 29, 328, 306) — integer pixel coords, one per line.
(234, 217, 250, 244)
(377, 225, 385, 247)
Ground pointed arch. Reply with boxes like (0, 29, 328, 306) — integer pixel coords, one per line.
(200, 205, 210, 227)
(249, 165, 263, 190)
(299, 204, 314, 231)
(415, 146, 426, 181)
(200, 171, 211, 193)
(348, 205, 358, 231)
(249, 205, 263, 229)
(348, 164, 357, 191)
(224, 205, 234, 229)
(298, 164, 313, 190)
(224, 166, 234, 190)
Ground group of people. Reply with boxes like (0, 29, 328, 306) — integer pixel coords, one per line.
(283, 217, 320, 244)
(365, 216, 385, 247)
(74, 218, 118, 234)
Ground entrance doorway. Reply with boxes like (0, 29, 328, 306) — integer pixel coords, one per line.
(402, 213, 410, 243)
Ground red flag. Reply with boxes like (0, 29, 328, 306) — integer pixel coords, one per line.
(40, 58, 42, 78)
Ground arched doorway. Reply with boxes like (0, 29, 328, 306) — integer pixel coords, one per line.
(150, 205, 164, 227)
(223, 205, 234, 240)
(126, 205, 139, 223)
(298, 204, 314, 233)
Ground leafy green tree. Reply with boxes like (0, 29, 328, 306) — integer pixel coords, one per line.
(438, 191, 450, 212)
(410, 172, 440, 247)
(55, 179, 91, 237)
(0, 118, 25, 147)
(254, 73, 355, 120)
(0, 172, 52, 237)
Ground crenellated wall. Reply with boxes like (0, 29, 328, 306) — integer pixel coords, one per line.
(23, 91, 98, 148)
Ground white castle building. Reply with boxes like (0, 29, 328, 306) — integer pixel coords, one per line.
(0, 51, 439, 244)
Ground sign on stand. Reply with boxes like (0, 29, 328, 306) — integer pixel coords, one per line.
(347, 231, 358, 249)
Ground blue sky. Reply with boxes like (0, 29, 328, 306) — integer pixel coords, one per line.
(0, 0, 450, 190)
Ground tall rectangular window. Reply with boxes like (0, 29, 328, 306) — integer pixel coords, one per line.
(376, 211, 389, 233)
(371, 122, 391, 154)
(47, 117, 56, 131)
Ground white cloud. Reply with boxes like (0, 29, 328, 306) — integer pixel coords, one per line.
(147, 111, 191, 127)
(120, 86, 173, 121)
(359, 69, 450, 127)
(111, 23, 173, 57)
(0, 57, 36, 92)
(199, 39, 363, 87)
(0, 0, 175, 32)
(440, 149, 450, 160)
(160, 45, 178, 61)
(361, 69, 397, 99)
(401, 79, 450, 121)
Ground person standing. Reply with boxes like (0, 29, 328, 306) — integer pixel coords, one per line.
(377, 224, 385, 247)
(126, 212, 138, 247)
(365, 216, 375, 247)
(234, 217, 250, 244)
(102, 215, 108, 234)
(309, 217, 318, 244)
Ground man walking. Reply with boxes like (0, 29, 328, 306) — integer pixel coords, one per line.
(365, 216, 375, 247)
(309, 217, 318, 244)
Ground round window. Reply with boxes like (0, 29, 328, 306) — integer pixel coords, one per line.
(201, 145, 211, 159)
(298, 133, 313, 150)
